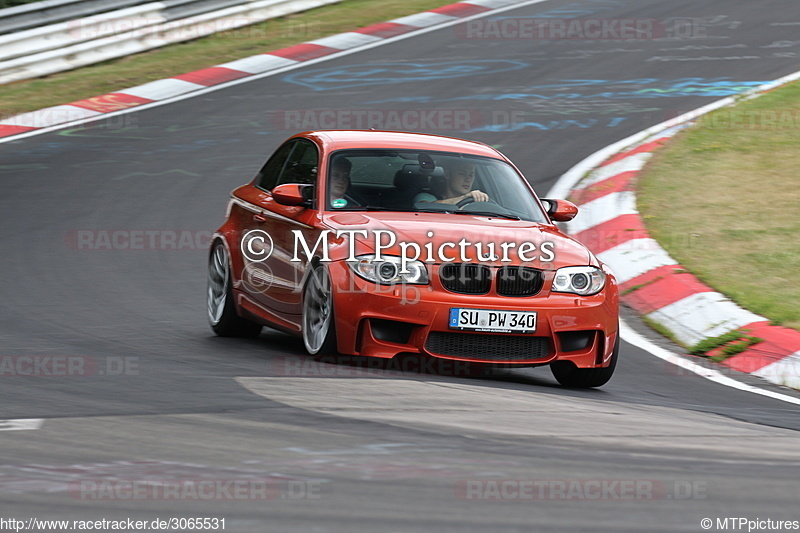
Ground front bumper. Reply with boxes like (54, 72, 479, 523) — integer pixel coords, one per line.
(329, 261, 619, 368)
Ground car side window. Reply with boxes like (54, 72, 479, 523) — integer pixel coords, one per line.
(276, 139, 319, 187)
(255, 140, 297, 191)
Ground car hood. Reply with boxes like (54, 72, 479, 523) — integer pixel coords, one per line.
(322, 211, 592, 268)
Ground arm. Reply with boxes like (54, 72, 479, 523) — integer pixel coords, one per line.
(433, 190, 490, 205)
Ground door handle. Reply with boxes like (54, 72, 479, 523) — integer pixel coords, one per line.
(253, 213, 267, 223)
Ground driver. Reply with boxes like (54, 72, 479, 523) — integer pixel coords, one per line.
(414, 160, 489, 206)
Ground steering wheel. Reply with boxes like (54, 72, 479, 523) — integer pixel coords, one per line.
(344, 194, 363, 206)
(457, 196, 500, 210)
(456, 196, 476, 208)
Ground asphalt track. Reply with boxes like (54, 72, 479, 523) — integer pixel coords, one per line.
(2, 0, 800, 531)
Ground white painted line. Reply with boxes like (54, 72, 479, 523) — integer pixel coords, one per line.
(390, 12, 457, 28)
(0, 105, 101, 128)
(651, 125, 687, 141)
(309, 32, 382, 50)
(753, 351, 800, 390)
(217, 54, 298, 74)
(574, 152, 652, 190)
(596, 238, 678, 284)
(621, 320, 800, 406)
(565, 190, 637, 234)
(646, 292, 766, 347)
(738, 70, 800, 101)
(118, 78, 205, 101)
(0, 419, 44, 431)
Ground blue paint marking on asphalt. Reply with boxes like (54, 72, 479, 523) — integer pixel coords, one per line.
(282, 61, 530, 91)
(365, 78, 770, 104)
(466, 116, 628, 133)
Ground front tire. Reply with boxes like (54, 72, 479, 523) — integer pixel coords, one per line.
(550, 334, 619, 388)
(207, 241, 262, 337)
(302, 265, 338, 355)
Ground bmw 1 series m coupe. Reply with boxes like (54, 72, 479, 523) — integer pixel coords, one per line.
(207, 130, 619, 388)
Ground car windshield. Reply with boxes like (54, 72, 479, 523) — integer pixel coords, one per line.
(325, 149, 549, 223)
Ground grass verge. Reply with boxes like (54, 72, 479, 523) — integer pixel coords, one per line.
(638, 81, 800, 331)
(688, 329, 764, 362)
(0, 0, 451, 118)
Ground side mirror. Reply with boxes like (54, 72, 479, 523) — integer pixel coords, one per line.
(272, 183, 313, 207)
(541, 198, 579, 222)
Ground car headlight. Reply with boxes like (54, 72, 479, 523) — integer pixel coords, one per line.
(552, 266, 605, 296)
(347, 255, 429, 285)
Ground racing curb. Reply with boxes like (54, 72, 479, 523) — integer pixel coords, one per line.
(554, 75, 800, 390)
(0, 0, 525, 138)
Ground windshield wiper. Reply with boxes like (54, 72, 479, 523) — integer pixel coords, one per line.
(335, 206, 413, 212)
(452, 210, 521, 220)
(336, 206, 456, 214)
(416, 208, 456, 214)
(333, 206, 519, 219)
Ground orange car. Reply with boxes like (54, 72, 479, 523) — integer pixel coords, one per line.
(207, 131, 619, 387)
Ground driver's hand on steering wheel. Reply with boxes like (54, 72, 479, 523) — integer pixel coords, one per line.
(462, 190, 489, 203)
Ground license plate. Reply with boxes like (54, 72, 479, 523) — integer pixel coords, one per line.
(449, 308, 537, 333)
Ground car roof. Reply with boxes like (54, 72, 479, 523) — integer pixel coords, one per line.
(298, 130, 506, 159)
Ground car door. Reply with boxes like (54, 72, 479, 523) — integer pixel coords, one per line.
(240, 138, 321, 318)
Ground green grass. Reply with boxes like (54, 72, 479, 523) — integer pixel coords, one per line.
(0, 0, 451, 117)
(638, 81, 800, 331)
(708, 337, 763, 363)
(642, 316, 684, 347)
(688, 329, 763, 362)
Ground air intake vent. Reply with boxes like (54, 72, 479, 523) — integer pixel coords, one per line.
(439, 263, 491, 294)
(425, 332, 551, 360)
(496, 266, 545, 297)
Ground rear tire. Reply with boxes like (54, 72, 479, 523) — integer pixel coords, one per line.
(207, 241, 262, 338)
(302, 265, 338, 356)
(550, 334, 619, 388)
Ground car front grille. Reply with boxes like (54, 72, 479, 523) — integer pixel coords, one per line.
(425, 331, 551, 361)
(438, 264, 545, 297)
(439, 263, 491, 294)
(496, 266, 545, 296)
